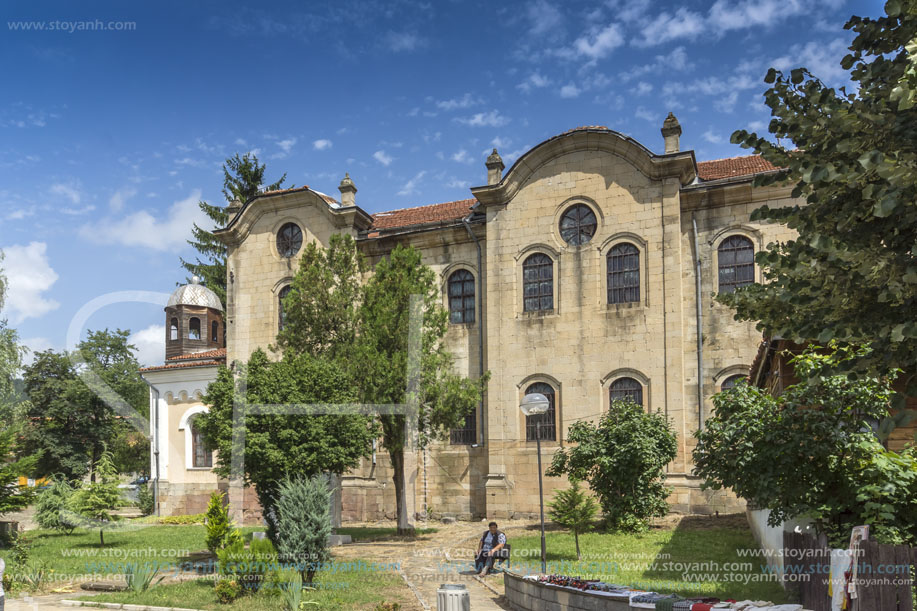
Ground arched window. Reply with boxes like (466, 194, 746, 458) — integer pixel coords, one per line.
(525, 382, 556, 441)
(447, 270, 475, 324)
(721, 374, 746, 391)
(170, 318, 178, 341)
(278, 285, 292, 332)
(607, 243, 640, 304)
(188, 317, 201, 340)
(718, 235, 755, 293)
(609, 377, 643, 407)
(523, 253, 553, 312)
(211, 321, 219, 343)
(191, 419, 212, 468)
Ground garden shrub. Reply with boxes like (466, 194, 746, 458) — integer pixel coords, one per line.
(214, 577, 243, 603)
(159, 513, 206, 525)
(547, 399, 677, 532)
(137, 482, 154, 516)
(205, 491, 239, 554)
(35, 479, 80, 534)
(274, 475, 331, 584)
(217, 537, 277, 593)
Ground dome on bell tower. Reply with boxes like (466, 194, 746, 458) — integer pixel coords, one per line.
(164, 276, 225, 360)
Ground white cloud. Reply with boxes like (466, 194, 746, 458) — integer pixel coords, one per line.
(446, 178, 470, 189)
(635, 82, 653, 96)
(518, 72, 551, 93)
(703, 129, 724, 144)
(0, 242, 59, 324)
(620, 47, 690, 82)
(526, 0, 564, 36)
(130, 324, 165, 367)
(384, 31, 426, 52)
(771, 38, 850, 85)
(560, 83, 581, 98)
(714, 91, 741, 113)
(451, 149, 473, 164)
(50, 183, 81, 204)
(61, 204, 96, 216)
(571, 23, 624, 60)
(373, 150, 394, 166)
(4, 209, 33, 221)
(277, 138, 297, 153)
(397, 171, 426, 196)
(109, 187, 137, 212)
(436, 93, 481, 111)
(78, 190, 209, 252)
(455, 110, 509, 128)
(635, 8, 705, 47)
(313, 139, 333, 151)
(634, 107, 656, 122)
(20, 337, 56, 367)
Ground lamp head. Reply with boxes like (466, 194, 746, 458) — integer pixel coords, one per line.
(520, 393, 550, 416)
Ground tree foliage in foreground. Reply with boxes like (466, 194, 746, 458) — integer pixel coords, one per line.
(197, 349, 376, 542)
(180, 153, 286, 309)
(548, 480, 598, 561)
(0, 426, 37, 515)
(694, 346, 917, 546)
(547, 399, 677, 532)
(721, 1, 917, 394)
(274, 474, 332, 584)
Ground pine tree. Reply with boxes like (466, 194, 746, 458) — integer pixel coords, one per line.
(180, 153, 287, 308)
(0, 427, 37, 515)
(205, 491, 238, 554)
(547, 480, 598, 561)
(274, 475, 331, 584)
(74, 447, 122, 546)
(35, 478, 80, 533)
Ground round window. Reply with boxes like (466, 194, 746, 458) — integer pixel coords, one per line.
(276, 223, 303, 258)
(559, 204, 597, 246)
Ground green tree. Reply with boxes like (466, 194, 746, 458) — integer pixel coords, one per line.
(722, 1, 917, 395)
(357, 244, 485, 534)
(197, 349, 376, 542)
(547, 399, 677, 532)
(0, 252, 27, 428)
(180, 153, 287, 308)
(274, 474, 332, 584)
(0, 426, 38, 515)
(35, 478, 80, 533)
(73, 447, 122, 546)
(21, 330, 147, 480)
(205, 491, 240, 554)
(275, 234, 365, 359)
(694, 346, 917, 546)
(547, 480, 598, 561)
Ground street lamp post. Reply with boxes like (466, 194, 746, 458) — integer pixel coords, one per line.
(520, 392, 550, 575)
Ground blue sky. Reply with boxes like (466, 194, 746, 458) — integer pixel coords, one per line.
(0, 0, 883, 366)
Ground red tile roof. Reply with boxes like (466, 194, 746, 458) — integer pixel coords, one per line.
(697, 155, 780, 181)
(166, 348, 227, 361)
(368, 199, 476, 233)
(141, 348, 226, 372)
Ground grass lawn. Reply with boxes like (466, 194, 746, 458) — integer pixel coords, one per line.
(0, 523, 262, 583)
(335, 526, 437, 542)
(84, 562, 411, 610)
(509, 518, 788, 603)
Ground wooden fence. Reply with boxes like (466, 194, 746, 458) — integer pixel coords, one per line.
(783, 531, 915, 611)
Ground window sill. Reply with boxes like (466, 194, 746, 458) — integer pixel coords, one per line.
(519, 309, 556, 319)
(187, 466, 213, 471)
(605, 301, 644, 311)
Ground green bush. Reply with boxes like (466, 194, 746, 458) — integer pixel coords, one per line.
(159, 513, 206, 525)
(547, 399, 677, 532)
(205, 491, 239, 554)
(214, 577, 243, 603)
(548, 481, 598, 561)
(35, 479, 81, 534)
(217, 537, 277, 594)
(137, 482, 154, 516)
(274, 475, 331, 584)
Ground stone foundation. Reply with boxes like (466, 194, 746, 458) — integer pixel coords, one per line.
(156, 481, 264, 525)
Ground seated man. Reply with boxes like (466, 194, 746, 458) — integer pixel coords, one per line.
(475, 521, 507, 576)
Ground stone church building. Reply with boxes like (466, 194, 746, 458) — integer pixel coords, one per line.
(141, 117, 797, 522)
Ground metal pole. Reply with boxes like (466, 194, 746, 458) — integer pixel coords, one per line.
(536, 420, 546, 575)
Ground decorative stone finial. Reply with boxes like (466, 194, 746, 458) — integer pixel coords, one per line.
(338, 172, 357, 206)
(661, 112, 682, 153)
(485, 149, 505, 185)
(191, 275, 200, 285)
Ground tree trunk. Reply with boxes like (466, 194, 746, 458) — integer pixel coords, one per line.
(575, 531, 581, 561)
(99, 527, 104, 547)
(390, 448, 414, 536)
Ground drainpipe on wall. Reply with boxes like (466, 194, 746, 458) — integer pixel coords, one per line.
(463, 214, 486, 446)
(692, 214, 705, 431)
